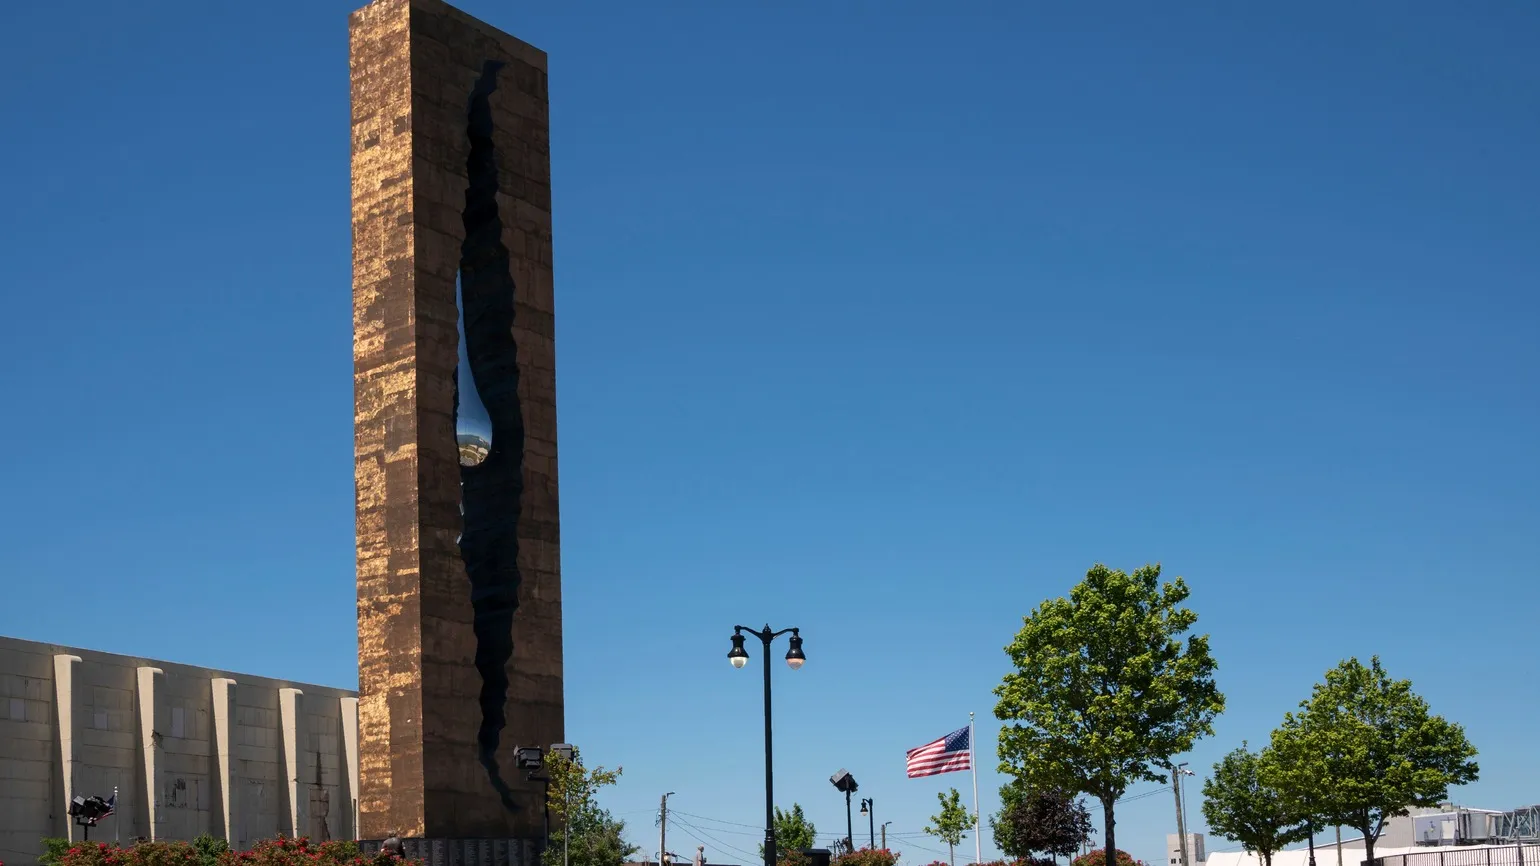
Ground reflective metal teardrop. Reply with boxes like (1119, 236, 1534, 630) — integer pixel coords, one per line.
(455, 271, 493, 467)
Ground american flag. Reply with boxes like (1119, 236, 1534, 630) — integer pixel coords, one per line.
(905, 726, 972, 778)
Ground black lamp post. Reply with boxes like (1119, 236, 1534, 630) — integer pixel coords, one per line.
(728, 625, 805, 866)
(830, 770, 858, 852)
(859, 799, 874, 850)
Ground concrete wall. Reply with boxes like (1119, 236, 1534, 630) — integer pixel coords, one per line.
(0, 636, 360, 866)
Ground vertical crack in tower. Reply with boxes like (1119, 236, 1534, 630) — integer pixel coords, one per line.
(457, 58, 525, 812)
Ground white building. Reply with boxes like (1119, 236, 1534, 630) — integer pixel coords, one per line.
(0, 635, 360, 865)
(1205, 842, 1540, 866)
(1168, 833, 1207, 865)
(1201, 806, 1540, 866)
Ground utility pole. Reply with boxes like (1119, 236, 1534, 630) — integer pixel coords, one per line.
(1173, 763, 1191, 866)
(881, 822, 892, 851)
(661, 793, 675, 866)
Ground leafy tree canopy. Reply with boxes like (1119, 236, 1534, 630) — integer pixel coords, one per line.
(761, 804, 818, 862)
(1261, 657, 1478, 866)
(991, 782, 1093, 860)
(543, 749, 637, 866)
(1200, 743, 1308, 866)
(993, 563, 1224, 860)
(925, 788, 973, 866)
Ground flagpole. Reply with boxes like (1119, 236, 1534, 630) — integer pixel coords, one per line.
(114, 786, 119, 844)
(970, 712, 981, 866)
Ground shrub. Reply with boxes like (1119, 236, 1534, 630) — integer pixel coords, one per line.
(831, 849, 899, 866)
(1072, 850, 1146, 866)
(50, 837, 416, 866)
(218, 838, 409, 866)
(191, 836, 230, 866)
(40, 839, 73, 866)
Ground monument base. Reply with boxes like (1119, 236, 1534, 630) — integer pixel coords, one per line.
(359, 838, 544, 866)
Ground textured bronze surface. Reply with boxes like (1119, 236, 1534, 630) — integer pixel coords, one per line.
(350, 0, 562, 839)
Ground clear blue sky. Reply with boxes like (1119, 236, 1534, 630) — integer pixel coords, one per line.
(1, 2, 1536, 864)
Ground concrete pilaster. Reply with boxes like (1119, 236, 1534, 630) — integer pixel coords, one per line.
(278, 687, 303, 835)
(211, 677, 237, 842)
(340, 696, 360, 840)
(135, 666, 164, 840)
(52, 655, 82, 842)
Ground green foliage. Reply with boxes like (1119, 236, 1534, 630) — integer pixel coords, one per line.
(222, 838, 405, 866)
(924, 788, 973, 866)
(760, 804, 817, 863)
(830, 849, 899, 866)
(1071, 850, 1145, 866)
(541, 749, 637, 866)
(53, 841, 196, 866)
(40, 839, 72, 866)
(779, 851, 811, 866)
(544, 748, 625, 831)
(991, 782, 1092, 860)
(46, 838, 407, 866)
(993, 563, 1224, 859)
(554, 809, 637, 866)
(191, 836, 231, 866)
(1200, 743, 1309, 866)
(1262, 656, 1479, 864)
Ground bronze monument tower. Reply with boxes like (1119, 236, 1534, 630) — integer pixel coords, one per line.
(349, 0, 562, 850)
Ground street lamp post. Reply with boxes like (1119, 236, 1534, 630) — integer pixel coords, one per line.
(845, 791, 854, 851)
(831, 770, 858, 853)
(728, 624, 806, 866)
(860, 799, 874, 850)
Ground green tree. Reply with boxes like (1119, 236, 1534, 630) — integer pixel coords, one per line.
(39, 838, 71, 866)
(993, 563, 1224, 865)
(1262, 657, 1479, 866)
(191, 834, 232, 866)
(924, 788, 973, 866)
(760, 804, 817, 864)
(1200, 743, 1308, 866)
(991, 782, 1093, 861)
(543, 748, 638, 866)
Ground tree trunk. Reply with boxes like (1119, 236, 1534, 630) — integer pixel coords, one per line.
(1263, 852, 1272, 866)
(1362, 826, 1375, 866)
(949, 842, 956, 866)
(1102, 796, 1117, 866)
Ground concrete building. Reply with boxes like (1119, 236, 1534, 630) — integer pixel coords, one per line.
(1202, 806, 1540, 866)
(1205, 842, 1540, 866)
(0, 635, 359, 865)
(1168, 833, 1207, 865)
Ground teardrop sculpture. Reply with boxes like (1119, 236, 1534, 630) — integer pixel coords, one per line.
(456, 271, 493, 467)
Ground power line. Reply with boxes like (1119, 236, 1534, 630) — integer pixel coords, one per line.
(672, 816, 766, 865)
(672, 810, 767, 831)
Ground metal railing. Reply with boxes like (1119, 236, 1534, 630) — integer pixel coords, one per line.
(1374, 846, 1540, 866)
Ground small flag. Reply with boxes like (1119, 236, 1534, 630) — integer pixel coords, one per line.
(101, 794, 115, 819)
(906, 726, 972, 778)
